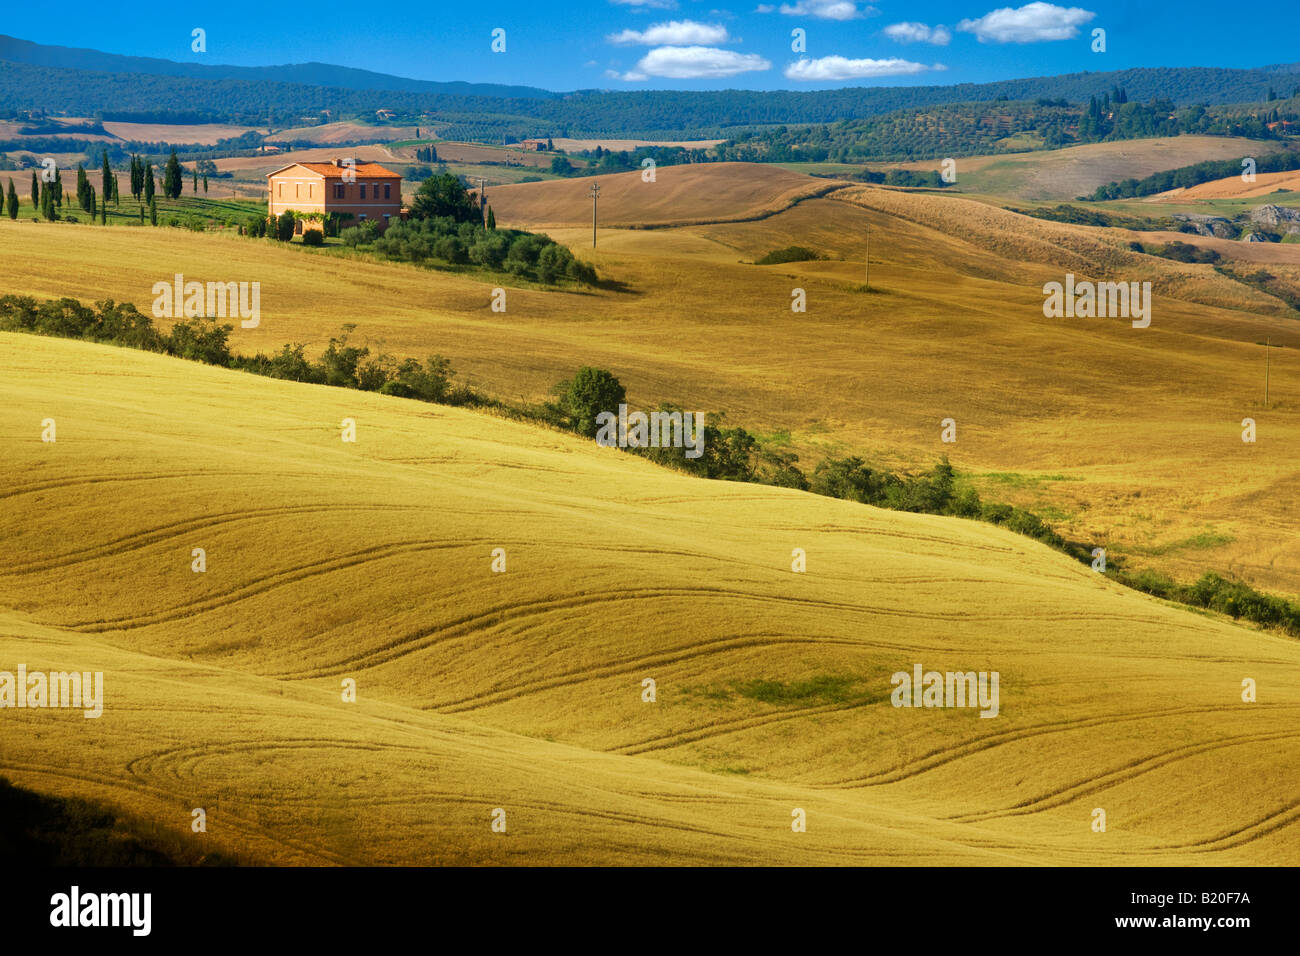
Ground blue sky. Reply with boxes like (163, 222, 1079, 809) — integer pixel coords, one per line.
(7, 1, 1299, 91)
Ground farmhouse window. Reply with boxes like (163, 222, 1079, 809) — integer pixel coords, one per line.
(334, 184, 344, 199)
(384, 184, 391, 200)
(360, 184, 367, 199)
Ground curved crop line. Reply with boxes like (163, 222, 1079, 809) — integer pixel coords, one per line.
(66, 539, 484, 631)
(0, 503, 431, 575)
(434, 633, 922, 713)
(951, 729, 1300, 821)
(823, 704, 1298, 788)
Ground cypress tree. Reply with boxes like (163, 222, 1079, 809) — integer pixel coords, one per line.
(100, 191, 107, 224)
(145, 163, 155, 203)
(6, 178, 18, 219)
(486, 205, 496, 230)
(53, 167, 62, 206)
(202, 174, 208, 193)
(149, 196, 157, 225)
(76, 164, 89, 212)
(30, 169, 38, 208)
(101, 150, 112, 204)
(192, 168, 198, 192)
(164, 149, 182, 200)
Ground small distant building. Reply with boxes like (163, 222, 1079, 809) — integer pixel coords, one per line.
(519, 138, 548, 151)
(267, 158, 403, 232)
(376, 109, 396, 121)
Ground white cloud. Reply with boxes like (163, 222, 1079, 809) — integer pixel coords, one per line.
(882, 22, 951, 45)
(957, 3, 1094, 43)
(776, 1, 876, 21)
(608, 20, 731, 46)
(755, 4, 775, 11)
(616, 45, 771, 80)
(610, 0, 678, 9)
(784, 55, 935, 81)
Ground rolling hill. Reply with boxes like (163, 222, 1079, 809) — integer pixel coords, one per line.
(3, 331, 1299, 864)
(486, 162, 846, 228)
(1, 160, 1297, 607)
(890, 136, 1289, 202)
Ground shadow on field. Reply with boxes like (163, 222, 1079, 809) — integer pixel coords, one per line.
(0, 776, 239, 866)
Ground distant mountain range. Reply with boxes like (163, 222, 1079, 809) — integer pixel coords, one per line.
(0, 35, 556, 100)
(2, 35, 1298, 140)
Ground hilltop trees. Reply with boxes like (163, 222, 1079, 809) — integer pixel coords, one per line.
(40, 181, 56, 220)
(410, 173, 479, 223)
(101, 151, 112, 204)
(129, 155, 142, 200)
(352, 215, 596, 285)
(163, 149, 183, 200)
(76, 164, 92, 213)
(554, 367, 626, 438)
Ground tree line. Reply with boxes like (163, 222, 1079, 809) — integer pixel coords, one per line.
(5, 58, 1299, 139)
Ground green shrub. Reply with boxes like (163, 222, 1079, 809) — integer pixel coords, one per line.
(756, 246, 822, 265)
(301, 228, 324, 246)
(275, 210, 295, 241)
(555, 367, 626, 438)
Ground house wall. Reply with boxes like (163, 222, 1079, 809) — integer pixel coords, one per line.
(267, 165, 403, 231)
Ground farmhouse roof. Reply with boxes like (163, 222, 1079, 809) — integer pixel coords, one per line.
(266, 160, 402, 180)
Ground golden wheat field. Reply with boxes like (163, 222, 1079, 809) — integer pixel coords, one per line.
(1, 162, 1296, 605)
(890, 136, 1289, 201)
(2, 331, 1299, 865)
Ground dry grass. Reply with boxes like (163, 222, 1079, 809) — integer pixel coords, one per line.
(100, 121, 265, 145)
(1157, 169, 1300, 201)
(549, 138, 724, 152)
(273, 121, 419, 144)
(486, 162, 845, 228)
(1, 162, 1297, 605)
(890, 136, 1286, 201)
(3, 332, 1298, 865)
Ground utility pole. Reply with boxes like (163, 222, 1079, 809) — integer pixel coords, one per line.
(864, 224, 870, 291)
(589, 182, 600, 249)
